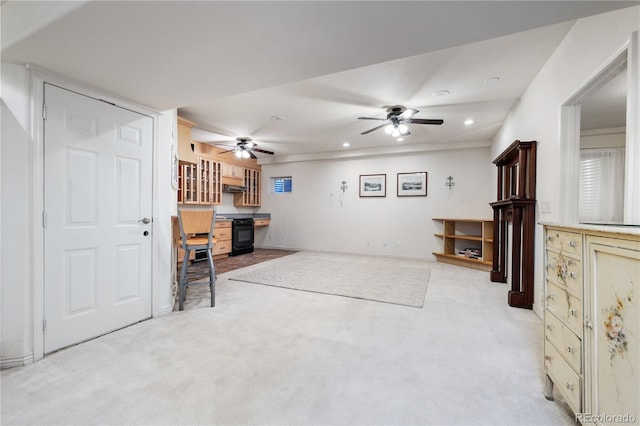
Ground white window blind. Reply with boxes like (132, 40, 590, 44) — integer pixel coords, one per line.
(579, 148, 625, 222)
(273, 177, 292, 193)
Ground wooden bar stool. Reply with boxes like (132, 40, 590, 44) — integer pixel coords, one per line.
(177, 208, 216, 310)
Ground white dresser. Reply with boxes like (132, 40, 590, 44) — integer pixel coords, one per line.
(543, 224, 640, 425)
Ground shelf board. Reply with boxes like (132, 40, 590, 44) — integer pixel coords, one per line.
(432, 253, 492, 271)
(444, 235, 482, 241)
(433, 218, 490, 222)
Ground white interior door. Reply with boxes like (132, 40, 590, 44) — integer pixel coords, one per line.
(43, 84, 153, 353)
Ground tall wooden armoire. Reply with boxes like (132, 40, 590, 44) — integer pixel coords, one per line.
(489, 140, 537, 309)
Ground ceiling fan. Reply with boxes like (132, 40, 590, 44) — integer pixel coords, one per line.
(217, 137, 274, 159)
(358, 105, 444, 137)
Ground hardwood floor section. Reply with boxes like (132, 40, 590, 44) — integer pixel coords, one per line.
(184, 248, 297, 282)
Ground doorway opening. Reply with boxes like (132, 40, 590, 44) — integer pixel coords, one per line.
(559, 33, 639, 225)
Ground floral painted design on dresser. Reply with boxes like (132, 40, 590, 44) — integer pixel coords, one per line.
(603, 286, 634, 364)
(554, 253, 569, 284)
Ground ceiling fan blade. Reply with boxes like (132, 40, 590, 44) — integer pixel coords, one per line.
(409, 118, 444, 125)
(361, 123, 389, 135)
(252, 148, 274, 155)
(358, 117, 387, 121)
(248, 150, 257, 159)
(400, 108, 419, 119)
(218, 148, 236, 154)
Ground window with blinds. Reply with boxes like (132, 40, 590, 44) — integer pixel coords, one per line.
(273, 177, 292, 193)
(579, 148, 625, 222)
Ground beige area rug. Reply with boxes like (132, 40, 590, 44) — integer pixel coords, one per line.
(229, 251, 430, 308)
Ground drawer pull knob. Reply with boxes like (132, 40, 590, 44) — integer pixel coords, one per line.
(566, 382, 575, 391)
(569, 272, 576, 279)
(585, 320, 593, 329)
(570, 308, 577, 316)
(567, 346, 574, 353)
(545, 355, 551, 361)
(569, 240, 576, 248)
(547, 293, 555, 301)
(546, 324, 553, 331)
(547, 236, 554, 241)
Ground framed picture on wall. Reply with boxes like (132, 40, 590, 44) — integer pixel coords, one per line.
(397, 172, 427, 197)
(359, 174, 386, 197)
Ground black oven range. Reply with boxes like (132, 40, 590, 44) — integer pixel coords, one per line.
(231, 218, 255, 256)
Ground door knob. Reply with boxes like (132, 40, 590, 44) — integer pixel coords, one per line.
(138, 217, 151, 224)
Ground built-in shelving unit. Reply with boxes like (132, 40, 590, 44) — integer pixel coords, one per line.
(432, 218, 493, 271)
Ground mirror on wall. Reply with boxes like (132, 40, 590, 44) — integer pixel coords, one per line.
(578, 61, 627, 223)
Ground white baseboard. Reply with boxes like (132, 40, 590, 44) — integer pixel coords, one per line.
(155, 305, 174, 316)
(1, 352, 34, 370)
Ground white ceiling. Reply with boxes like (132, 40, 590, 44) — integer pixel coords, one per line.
(2, 1, 636, 161)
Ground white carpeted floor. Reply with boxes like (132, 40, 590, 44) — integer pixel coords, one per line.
(230, 251, 431, 307)
(1, 255, 575, 425)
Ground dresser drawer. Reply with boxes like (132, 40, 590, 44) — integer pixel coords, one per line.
(545, 229, 582, 257)
(254, 219, 270, 227)
(545, 310, 582, 373)
(546, 250, 582, 297)
(213, 240, 231, 255)
(215, 220, 232, 229)
(545, 341, 582, 414)
(546, 281, 583, 337)
(214, 227, 232, 241)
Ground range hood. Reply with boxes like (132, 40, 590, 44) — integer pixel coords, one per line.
(222, 184, 246, 193)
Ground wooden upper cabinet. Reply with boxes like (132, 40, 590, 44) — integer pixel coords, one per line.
(198, 157, 222, 205)
(178, 161, 198, 204)
(234, 168, 261, 207)
(177, 117, 198, 163)
(221, 162, 244, 186)
(177, 116, 263, 205)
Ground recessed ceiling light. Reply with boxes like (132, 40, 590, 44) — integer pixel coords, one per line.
(464, 119, 474, 125)
(343, 142, 350, 148)
(270, 115, 284, 121)
(432, 90, 450, 97)
(484, 77, 500, 85)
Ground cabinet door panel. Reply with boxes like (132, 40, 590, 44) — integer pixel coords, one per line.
(586, 236, 640, 422)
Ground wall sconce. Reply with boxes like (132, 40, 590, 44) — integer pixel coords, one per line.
(445, 176, 455, 190)
(340, 180, 347, 192)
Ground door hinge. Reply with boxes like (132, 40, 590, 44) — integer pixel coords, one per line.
(42, 211, 47, 228)
(42, 104, 47, 120)
(43, 318, 47, 334)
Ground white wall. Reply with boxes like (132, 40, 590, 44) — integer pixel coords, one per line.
(0, 63, 176, 367)
(257, 147, 494, 260)
(1, 63, 33, 367)
(580, 128, 626, 149)
(492, 6, 640, 316)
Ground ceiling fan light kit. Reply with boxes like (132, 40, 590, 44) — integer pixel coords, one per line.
(359, 105, 443, 138)
(218, 137, 275, 159)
